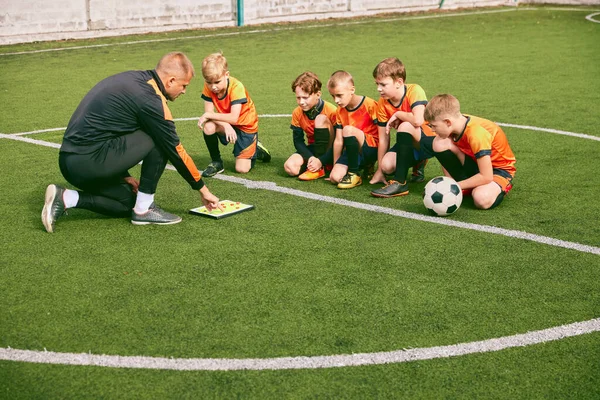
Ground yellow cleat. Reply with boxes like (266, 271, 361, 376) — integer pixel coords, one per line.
(337, 172, 362, 189)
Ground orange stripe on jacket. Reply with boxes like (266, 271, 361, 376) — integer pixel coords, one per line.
(147, 79, 173, 121)
(175, 143, 202, 181)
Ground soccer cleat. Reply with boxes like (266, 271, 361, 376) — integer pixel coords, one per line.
(505, 182, 513, 194)
(370, 180, 409, 198)
(410, 159, 428, 183)
(41, 184, 66, 233)
(131, 203, 182, 225)
(202, 161, 224, 177)
(256, 141, 271, 163)
(298, 168, 325, 181)
(337, 172, 362, 189)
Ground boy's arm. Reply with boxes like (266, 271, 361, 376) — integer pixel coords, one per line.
(292, 127, 312, 159)
(458, 155, 494, 190)
(388, 104, 425, 129)
(198, 101, 215, 129)
(201, 103, 242, 126)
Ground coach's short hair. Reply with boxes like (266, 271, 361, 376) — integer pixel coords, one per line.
(156, 52, 195, 78)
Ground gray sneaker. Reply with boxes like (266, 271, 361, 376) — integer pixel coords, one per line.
(131, 203, 182, 225)
(202, 161, 224, 177)
(41, 184, 66, 233)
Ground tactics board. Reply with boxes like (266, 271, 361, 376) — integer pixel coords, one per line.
(189, 200, 255, 219)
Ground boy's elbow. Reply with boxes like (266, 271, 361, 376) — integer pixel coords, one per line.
(413, 117, 424, 127)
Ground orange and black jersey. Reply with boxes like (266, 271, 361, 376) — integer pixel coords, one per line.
(453, 115, 516, 176)
(290, 99, 337, 159)
(61, 69, 204, 190)
(376, 84, 433, 136)
(335, 96, 379, 147)
(201, 76, 258, 133)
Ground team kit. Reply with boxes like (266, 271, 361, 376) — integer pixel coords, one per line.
(41, 52, 516, 232)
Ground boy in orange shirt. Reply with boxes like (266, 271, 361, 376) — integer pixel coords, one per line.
(197, 52, 270, 177)
(284, 71, 337, 180)
(422, 94, 516, 209)
(325, 70, 379, 189)
(370, 57, 434, 198)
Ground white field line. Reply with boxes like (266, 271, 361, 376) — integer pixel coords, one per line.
(0, 8, 522, 57)
(585, 12, 600, 23)
(1, 127, 599, 255)
(0, 318, 598, 371)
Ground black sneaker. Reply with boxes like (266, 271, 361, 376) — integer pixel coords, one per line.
(410, 159, 428, 183)
(256, 141, 271, 163)
(370, 180, 409, 198)
(202, 161, 224, 177)
(41, 184, 66, 233)
(131, 203, 182, 225)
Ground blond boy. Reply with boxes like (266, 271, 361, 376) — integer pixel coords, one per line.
(197, 52, 270, 177)
(422, 94, 516, 209)
(325, 70, 379, 189)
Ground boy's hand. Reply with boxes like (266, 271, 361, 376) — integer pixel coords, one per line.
(369, 169, 387, 185)
(225, 130, 237, 143)
(197, 115, 208, 129)
(386, 114, 401, 135)
(307, 156, 322, 172)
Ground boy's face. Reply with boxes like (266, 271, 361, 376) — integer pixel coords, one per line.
(375, 76, 403, 100)
(427, 117, 453, 139)
(328, 82, 355, 108)
(204, 71, 229, 96)
(295, 87, 321, 112)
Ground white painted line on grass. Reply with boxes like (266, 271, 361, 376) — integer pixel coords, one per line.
(1, 130, 598, 255)
(0, 8, 521, 57)
(0, 318, 598, 371)
(585, 12, 600, 23)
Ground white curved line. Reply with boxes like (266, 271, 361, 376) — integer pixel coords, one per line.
(1, 318, 598, 370)
(585, 12, 600, 23)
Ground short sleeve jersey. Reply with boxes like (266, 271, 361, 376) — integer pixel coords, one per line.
(335, 96, 379, 147)
(201, 76, 258, 133)
(376, 83, 434, 137)
(290, 99, 337, 144)
(454, 115, 516, 176)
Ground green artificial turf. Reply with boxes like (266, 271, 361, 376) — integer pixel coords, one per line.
(0, 5, 599, 398)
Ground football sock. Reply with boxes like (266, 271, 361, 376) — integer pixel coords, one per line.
(203, 132, 222, 162)
(63, 189, 79, 209)
(343, 136, 360, 174)
(313, 128, 330, 158)
(394, 132, 414, 183)
(435, 150, 467, 181)
(133, 191, 154, 214)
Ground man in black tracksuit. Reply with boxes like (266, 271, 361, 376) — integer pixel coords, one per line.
(42, 52, 222, 232)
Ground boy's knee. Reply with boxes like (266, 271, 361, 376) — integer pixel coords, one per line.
(472, 186, 500, 210)
(284, 160, 300, 176)
(235, 164, 252, 174)
(314, 114, 331, 128)
(203, 121, 217, 135)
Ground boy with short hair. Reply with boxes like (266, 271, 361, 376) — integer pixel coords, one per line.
(370, 57, 435, 198)
(325, 70, 379, 189)
(422, 94, 516, 209)
(197, 52, 270, 177)
(284, 71, 337, 180)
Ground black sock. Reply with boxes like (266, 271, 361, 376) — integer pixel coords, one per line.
(203, 132, 222, 162)
(313, 128, 330, 158)
(344, 136, 360, 174)
(394, 132, 415, 183)
(435, 150, 467, 181)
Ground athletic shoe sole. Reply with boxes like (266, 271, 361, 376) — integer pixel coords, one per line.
(41, 184, 58, 233)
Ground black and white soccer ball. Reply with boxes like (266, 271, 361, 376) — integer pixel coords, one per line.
(423, 176, 463, 216)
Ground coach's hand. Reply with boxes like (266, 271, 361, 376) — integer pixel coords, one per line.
(199, 186, 224, 212)
(123, 176, 140, 193)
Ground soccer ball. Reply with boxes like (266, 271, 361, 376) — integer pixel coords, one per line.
(423, 176, 463, 216)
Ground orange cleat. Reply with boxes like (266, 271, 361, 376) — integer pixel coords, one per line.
(298, 168, 325, 181)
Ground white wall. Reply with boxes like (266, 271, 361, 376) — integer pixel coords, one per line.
(0, 0, 596, 45)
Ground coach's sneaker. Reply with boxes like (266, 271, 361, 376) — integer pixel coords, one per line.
(131, 203, 182, 225)
(337, 172, 362, 189)
(410, 159, 428, 183)
(371, 180, 409, 198)
(202, 161, 224, 178)
(256, 141, 271, 163)
(41, 184, 66, 233)
(298, 168, 325, 181)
